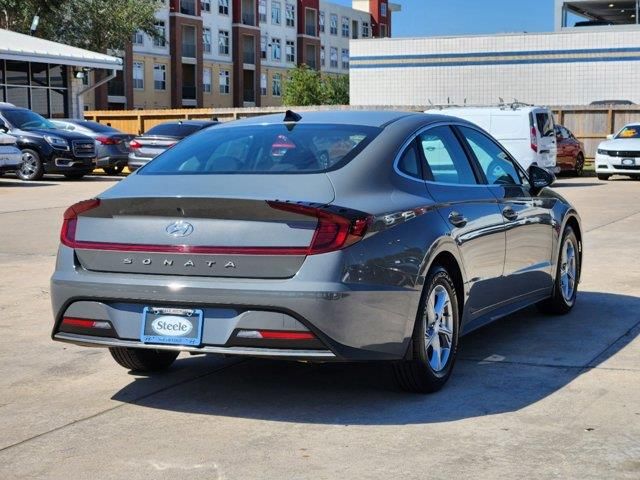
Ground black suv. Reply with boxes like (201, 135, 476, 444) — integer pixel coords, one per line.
(0, 106, 96, 180)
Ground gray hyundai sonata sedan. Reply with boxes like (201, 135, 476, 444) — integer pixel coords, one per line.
(50, 110, 582, 393)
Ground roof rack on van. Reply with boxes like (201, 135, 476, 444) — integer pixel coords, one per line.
(427, 99, 534, 111)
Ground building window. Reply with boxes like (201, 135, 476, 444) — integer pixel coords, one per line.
(285, 40, 295, 63)
(203, 27, 212, 53)
(153, 21, 166, 47)
(342, 48, 349, 69)
(153, 64, 166, 90)
(260, 35, 267, 59)
(271, 37, 281, 61)
(329, 47, 338, 68)
(259, 0, 267, 22)
(218, 30, 230, 55)
(380, 23, 387, 37)
(320, 45, 325, 66)
(201, 0, 211, 12)
(272, 1, 281, 24)
(203, 68, 212, 93)
(330, 13, 338, 35)
(381, 2, 387, 17)
(132, 30, 144, 45)
(218, 0, 229, 15)
(133, 62, 144, 89)
(260, 73, 267, 95)
(272, 73, 281, 96)
(362, 21, 370, 38)
(219, 69, 230, 94)
(341, 16, 349, 38)
(285, 3, 295, 27)
(319, 11, 325, 33)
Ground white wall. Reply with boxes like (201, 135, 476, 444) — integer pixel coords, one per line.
(350, 29, 640, 106)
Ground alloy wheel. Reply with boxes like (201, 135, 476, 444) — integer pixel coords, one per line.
(560, 237, 577, 302)
(425, 284, 454, 372)
(20, 151, 38, 179)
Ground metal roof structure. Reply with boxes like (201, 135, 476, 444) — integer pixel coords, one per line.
(0, 28, 122, 70)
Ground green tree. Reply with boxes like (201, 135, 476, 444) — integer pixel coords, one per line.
(282, 65, 326, 106)
(0, 0, 63, 34)
(52, 0, 162, 54)
(283, 65, 350, 106)
(322, 74, 350, 105)
(0, 0, 161, 54)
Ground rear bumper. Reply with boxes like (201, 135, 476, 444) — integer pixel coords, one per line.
(50, 246, 418, 361)
(54, 332, 336, 360)
(0, 148, 22, 172)
(96, 155, 128, 167)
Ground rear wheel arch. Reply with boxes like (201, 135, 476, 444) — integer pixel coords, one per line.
(428, 251, 465, 318)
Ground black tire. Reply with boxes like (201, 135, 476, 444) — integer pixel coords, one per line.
(573, 153, 584, 177)
(537, 227, 580, 315)
(597, 174, 610, 181)
(16, 148, 44, 181)
(103, 165, 124, 175)
(64, 173, 86, 180)
(393, 266, 460, 393)
(109, 347, 179, 372)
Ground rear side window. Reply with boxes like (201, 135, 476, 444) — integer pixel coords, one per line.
(139, 123, 380, 174)
(459, 126, 523, 186)
(535, 112, 554, 137)
(418, 126, 477, 185)
(145, 123, 204, 137)
(397, 142, 421, 178)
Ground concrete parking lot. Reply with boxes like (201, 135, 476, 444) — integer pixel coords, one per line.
(0, 173, 638, 479)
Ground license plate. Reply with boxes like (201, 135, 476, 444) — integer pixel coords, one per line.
(622, 158, 636, 166)
(140, 307, 203, 346)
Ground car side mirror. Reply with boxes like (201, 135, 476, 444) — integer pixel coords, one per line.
(528, 165, 554, 192)
(606, 134, 614, 140)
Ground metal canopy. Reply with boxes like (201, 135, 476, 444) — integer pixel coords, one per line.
(565, 1, 639, 24)
(0, 28, 122, 70)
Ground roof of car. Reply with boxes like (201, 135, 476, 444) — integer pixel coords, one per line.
(156, 120, 219, 126)
(228, 110, 421, 128)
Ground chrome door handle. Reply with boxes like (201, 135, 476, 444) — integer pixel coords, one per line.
(502, 207, 518, 221)
(448, 211, 467, 227)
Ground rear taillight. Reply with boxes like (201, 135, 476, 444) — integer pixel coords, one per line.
(59, 199, 371, 256)
(96, 136, 119, 145)
(129, 140, 141, 149)
(267, 201, 372, 255)
(530, 126, 538, 153)
(60, 198, 100, 247)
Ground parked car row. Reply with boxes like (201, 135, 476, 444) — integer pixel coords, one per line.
(0, 103, 636, 184)
(0, 103, 218, 181)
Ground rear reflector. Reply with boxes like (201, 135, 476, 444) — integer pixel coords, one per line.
(60, 199, 371, 256)
(236, 329, 316, 340)
(62, 317, 111, 329)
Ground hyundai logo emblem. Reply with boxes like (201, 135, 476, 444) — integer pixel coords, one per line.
(166, 221, 194, 237)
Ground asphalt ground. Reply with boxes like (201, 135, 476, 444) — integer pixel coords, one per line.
(0, 173, 638, 479)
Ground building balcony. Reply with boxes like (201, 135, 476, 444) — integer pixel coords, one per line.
(182, 43, 196, 58)
(182, 85, 196, 99)
(180, 0, 197, 16)
(107, 79, 125, 97)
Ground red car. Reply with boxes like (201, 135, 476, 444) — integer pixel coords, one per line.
(555, 124, 586, 176)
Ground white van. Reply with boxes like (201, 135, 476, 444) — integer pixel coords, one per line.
(425, 105, 559, 174)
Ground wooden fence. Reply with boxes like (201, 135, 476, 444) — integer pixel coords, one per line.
(85, 105, 640, 162)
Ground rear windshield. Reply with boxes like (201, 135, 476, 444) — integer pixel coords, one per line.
(77, 121, 119, 133)
(144, 123, 206, 137)
(616, 126, 640, 139)
(139, 123, 380, 175)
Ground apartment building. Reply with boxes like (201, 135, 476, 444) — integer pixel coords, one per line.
(86, 0, 398, 110)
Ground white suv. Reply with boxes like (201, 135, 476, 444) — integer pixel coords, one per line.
(595, 123, 640, 181)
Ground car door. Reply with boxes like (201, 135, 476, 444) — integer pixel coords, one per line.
(417, 125, 507, 319)
(457, 125, 554, 301)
